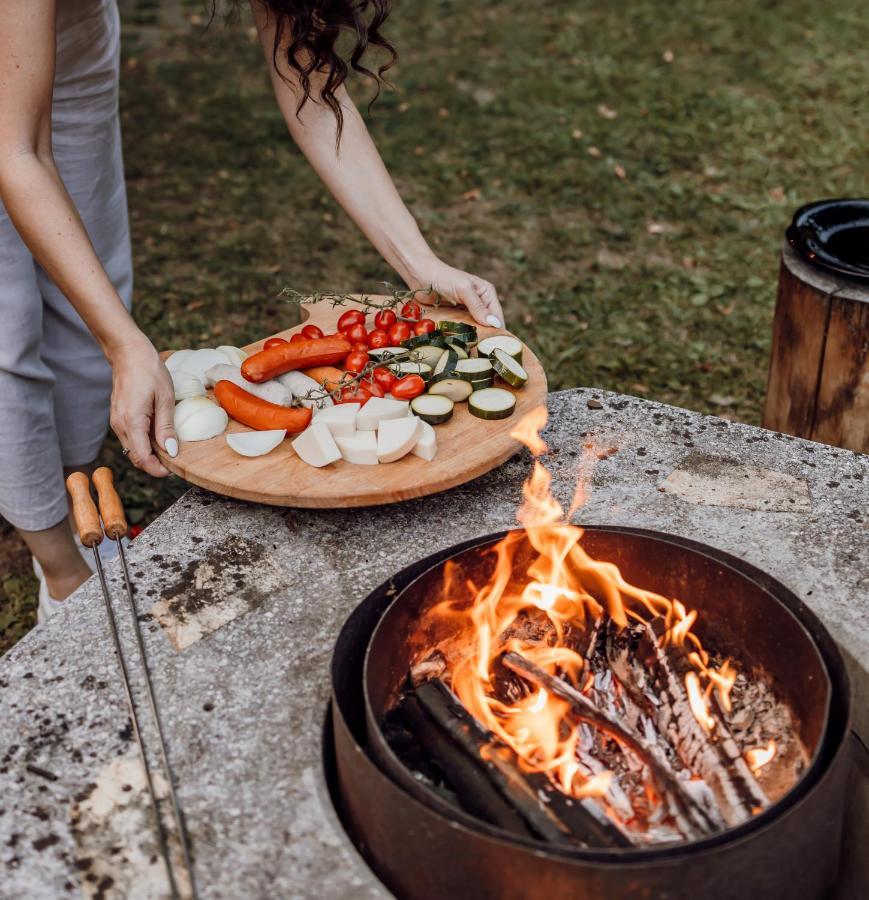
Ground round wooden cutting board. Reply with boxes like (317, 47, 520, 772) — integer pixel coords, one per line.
(156, 298, 547, 508)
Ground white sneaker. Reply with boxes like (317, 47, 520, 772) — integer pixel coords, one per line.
(32, 535, 126, 580)
(37, 577, 66, 624)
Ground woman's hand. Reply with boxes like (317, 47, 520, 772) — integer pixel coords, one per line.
(408, 259, 505, 328)
(108, 336, 178, 477)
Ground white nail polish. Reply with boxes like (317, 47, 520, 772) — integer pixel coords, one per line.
(165, 438, 179, 458)
(486, 314, 503, 328)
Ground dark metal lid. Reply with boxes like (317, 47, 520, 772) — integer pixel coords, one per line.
(786, 198, 869, 281)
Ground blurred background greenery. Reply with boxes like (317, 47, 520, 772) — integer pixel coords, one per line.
(1, 0, 867, 653)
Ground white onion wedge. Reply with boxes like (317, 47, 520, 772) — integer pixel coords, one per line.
(216, 345, 248, 365)
(165, 349, 194, 372)
(226, 429, 286, 457)
(178, 348, 231, 382)
(171, 370, 205, 401)
(174, 397, 228, 442)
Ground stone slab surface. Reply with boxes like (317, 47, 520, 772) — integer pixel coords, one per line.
(1, 388, 866, 898)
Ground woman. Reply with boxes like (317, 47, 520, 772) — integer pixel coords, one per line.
(0, 0, 503, 620)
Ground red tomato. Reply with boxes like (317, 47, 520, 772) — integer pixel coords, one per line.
(388, 322, 412, 344)
(362, 379, 385, 399)
(337, 310, 366, 332)
(338, 385, 372, 406)
(391, 374, 425, 400)
(301, 324, 324, 340)
(401, 300, 422, 321)
(414, 318, 436, 336)
(374, 309, 397, 331)
(367, 329, 389, 349)
(344, 350, 370, 374)
(371, 367, 396, 393)
(350, 341, 370, 353)
(289, 333, 307, 344)
(343, 322, 369, 344)
(263, 337, 288, 350)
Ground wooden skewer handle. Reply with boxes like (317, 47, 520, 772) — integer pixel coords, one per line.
(65, 472, 103, 548)
(92, 467, 128, 541)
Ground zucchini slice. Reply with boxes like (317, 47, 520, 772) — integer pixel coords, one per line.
(402, 332, 446, 351)
(412, 344, 448, 369)
(444, 339, 470, 360)
(369, 346, 410, 362)
(491, 348, 528, 388)
(432, 347, 458, 377)
(388, 361, 433, 381)
(455, 358, 494, 376)
(438, 320, 477, 336)
(477, 334, 524, 362)
(469, 375, 495, 391)
(468, 387, 517, 420)
(428, 378, 473, 402)
(410, 394, 454, 425)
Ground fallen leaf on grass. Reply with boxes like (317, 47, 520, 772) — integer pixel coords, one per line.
(587, 146, 602, 157)
(663, 50, 674, 63)
(768, 186, 786, 203)
(598, 104, 618, 119)
(571, 128, 584, 139)
(614, 164, 627, 179)
(461, 187, 482, 201)
(708, 393, 736, 406)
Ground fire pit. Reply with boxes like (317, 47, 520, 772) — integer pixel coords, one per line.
(329, 411, 851, 899)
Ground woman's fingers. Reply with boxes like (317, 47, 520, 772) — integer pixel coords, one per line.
(471, 278, 505, 329)
(126, 411, 169, 477)
(153, 379, 179, 459)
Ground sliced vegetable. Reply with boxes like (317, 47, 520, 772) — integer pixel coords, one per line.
(241, 335, 351, 383)
(388, 361, 433, 381)
(226, 429, 286, 458)
(453, 358, 494, 382)
(174, 397, 228, 442)
(428, 378, 473, 403)
(410, 394, 454, 425)
(477, 334, 523, 362)
(205, 364, 294, 406)
(335, 430, 378, 465)
(291, 422, 341, 468)
(368, 346, 410, 363)
(313, 402, 360, 437)
(468, 387, 517, 420)
(469, 375, 495, 391)
(214, 381, 312, 433)
(413, 344, 449, 369)
(402, 332, 445, 351)
(411, 418, 438, 461)
(491, 348, 529, 388)
(216, 345, 248, 365)
(171, 370, 205, 402)
(356, 396, 410, 431)
(377, 416, 422, 463)
(437, 320, 476, 335)
(432, 348, 458, 378)
(444, 339, 470, 360)
(165, 349, 194, 372)
(178, 348, 231, 382)
(391, 374, 426, 400)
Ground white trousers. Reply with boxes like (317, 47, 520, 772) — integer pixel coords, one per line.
(0, 0, 132, 531)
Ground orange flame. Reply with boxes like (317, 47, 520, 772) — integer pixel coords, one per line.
(746, 740, 777, 774)
(426, 406, 738, 813)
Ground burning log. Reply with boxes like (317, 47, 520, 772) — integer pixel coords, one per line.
(413, 679, 633, 848)
(635, 618, 769, 826)
(501, 650, 721, 839)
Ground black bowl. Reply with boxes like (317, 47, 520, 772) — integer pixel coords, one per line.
(786, 198, 869, 281)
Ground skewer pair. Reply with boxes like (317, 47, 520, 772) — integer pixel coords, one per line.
(66, 468, 195, 900)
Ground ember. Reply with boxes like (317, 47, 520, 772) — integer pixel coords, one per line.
(386, 407, 808, 847)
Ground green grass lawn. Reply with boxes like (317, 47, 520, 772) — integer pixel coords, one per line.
(1, 0, 867, 654)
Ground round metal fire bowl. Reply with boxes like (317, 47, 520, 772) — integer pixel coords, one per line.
(330, 527, 851, 899)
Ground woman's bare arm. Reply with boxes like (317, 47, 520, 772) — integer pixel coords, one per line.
(250, 2, 504, 326)
(0, 0, 176, 474)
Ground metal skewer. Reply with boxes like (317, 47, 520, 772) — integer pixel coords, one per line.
(67, 469, 194, 899)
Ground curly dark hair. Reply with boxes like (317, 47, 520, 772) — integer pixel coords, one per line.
(240, 1, 397, 141)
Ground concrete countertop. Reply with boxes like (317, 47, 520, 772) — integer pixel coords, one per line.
(1, 388, 867, 898)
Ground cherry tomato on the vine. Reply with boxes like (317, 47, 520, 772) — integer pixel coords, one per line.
(391, 374, 426, 400)
(350, 342, 370, 354)
(301, 324, 324, 340)
(343, 322, 369, 345)
(414, 318, 436, 336)
(388, 322, 412, 344)
(371, 367, 396, 393)
(362, 379, 385, 399)
(400, 300, 422, 321)
(343, 350, 370, 374)
(263, 337, 288, 350)
(374, 309, 397, 331)
(367, 329, 389, 350)
(338, 385, 372, 405)
(289, 333, 307, 343)
(337, 310, 366, 331)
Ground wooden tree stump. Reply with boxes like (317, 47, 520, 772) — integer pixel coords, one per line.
(764, 243, 869, 453)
